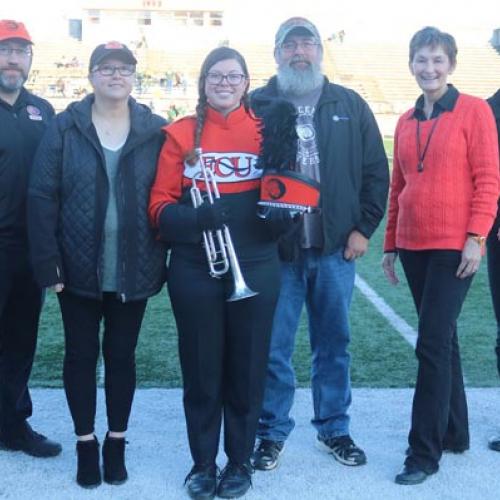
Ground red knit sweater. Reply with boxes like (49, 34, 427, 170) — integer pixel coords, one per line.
(384, 93, 499, 252)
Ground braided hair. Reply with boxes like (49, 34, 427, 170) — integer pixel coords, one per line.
(185, 46, 251, 166)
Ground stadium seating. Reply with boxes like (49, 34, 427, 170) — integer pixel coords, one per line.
(25, 37, 500, 119)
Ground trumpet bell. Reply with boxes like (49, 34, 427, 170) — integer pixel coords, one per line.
(227, 284, 258, 302)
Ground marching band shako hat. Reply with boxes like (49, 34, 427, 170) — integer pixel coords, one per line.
(259, 170, 320, 211)
(255, 99, 320, 211)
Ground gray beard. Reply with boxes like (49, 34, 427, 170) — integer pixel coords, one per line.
(277, 62, 324, 97)
(0, 72, 26, 93)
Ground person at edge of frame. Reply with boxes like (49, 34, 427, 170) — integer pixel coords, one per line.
(486, 87, 500, 452)
(0, 19, 61, 459)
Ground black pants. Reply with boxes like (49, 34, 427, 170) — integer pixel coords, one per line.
(57, 291, 147, 436)
(487, 211, 500, 375)
(399, 249, 472, 473)
(168, 245, 280, 465)
(0, 248, 42, 434)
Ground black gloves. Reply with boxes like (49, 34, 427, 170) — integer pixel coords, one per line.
(196, 198, 230, 231)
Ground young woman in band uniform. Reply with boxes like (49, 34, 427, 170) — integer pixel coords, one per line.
(149, 47, 290, 499)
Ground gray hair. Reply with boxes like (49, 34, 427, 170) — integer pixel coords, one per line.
(409, 26, 457, 66)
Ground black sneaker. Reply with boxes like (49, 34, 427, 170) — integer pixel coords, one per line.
(251, 439, 285, 471)
(0, 422, 62, 458)
(317, 435, 367, 466)
(184, 463, 218, 499)
(395, 463, 433, 485)
(216, 462, 253, 499)
(489, 436, 500, 452)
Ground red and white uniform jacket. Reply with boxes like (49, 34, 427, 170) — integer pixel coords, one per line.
(149, 105, 287, 252)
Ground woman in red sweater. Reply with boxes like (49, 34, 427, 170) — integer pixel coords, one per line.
(382, 27, 499, 485)
(149, 47, 290, 499)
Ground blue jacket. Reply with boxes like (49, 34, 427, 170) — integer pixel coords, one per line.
(28, 95, 167, 301)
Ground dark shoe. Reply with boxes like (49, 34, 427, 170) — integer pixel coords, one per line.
(488, 436, 500, 452)
(251, 439, 285, 471)
(102, 432, 128, 485)
(216, 462, 253, 499)
(76, 438, 101, 489)
(0, 422, 61, 458)
(317, 435, 367, 466)
(395, 464, 433, 485)
(184, 463, 217, 499)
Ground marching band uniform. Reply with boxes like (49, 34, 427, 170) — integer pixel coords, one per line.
(149, 104, 288, 468)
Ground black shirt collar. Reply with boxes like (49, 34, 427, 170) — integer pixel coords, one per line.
(412, 84, 459, 121)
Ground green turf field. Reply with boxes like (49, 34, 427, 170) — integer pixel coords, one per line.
(30, 135, 500, 389)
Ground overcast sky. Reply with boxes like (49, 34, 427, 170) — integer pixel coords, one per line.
(3, 0, 499, 44)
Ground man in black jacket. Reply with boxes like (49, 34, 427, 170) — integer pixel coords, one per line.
(486, 88, 500, 452)
(251, 17, 389, 470)
(0, 20, 61, 457)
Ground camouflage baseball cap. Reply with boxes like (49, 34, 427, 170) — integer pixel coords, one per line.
(275, 17, 321, 47)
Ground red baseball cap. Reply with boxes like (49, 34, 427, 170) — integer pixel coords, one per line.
(0, 20, 33, 44)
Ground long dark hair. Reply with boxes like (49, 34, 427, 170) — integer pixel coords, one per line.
(185, 46, 251, 165)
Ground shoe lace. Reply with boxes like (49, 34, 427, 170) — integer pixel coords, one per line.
(184, 464, 217, 484)
(220, 462, 253, 479)
(257, 440, 282, 456)
(325, 435, 357, 450)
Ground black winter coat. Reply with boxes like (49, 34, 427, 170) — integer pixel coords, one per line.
(28, 95, 168, 301)
(251, 77, 389, 260)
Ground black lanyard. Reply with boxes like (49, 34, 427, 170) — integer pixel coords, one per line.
(416, 114, 441, 173)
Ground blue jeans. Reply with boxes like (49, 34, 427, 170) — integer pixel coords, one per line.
(257, 248, 355, 441)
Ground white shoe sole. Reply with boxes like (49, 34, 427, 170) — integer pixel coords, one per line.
(252, 443, 285, 471)
(316, 439, 367, 466)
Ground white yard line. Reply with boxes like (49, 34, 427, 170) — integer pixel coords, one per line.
(355, 273, 417, 348)
(98, 357, 104, 385)
(355, 273, 469, 383)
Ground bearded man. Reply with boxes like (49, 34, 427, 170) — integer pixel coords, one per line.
(251, 17, 389, 470)
(0, 20, 61, 457)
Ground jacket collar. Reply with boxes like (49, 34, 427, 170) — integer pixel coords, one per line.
(488, 89, 500, 120)
(66, 94, 164, 150)
(205, 104, 250, 127)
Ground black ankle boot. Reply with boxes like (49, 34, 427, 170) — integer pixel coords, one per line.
(76, 438, 101, 488)
(102, 432, 128, 485)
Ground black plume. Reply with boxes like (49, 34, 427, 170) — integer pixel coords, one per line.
(256, 100, 298, 171)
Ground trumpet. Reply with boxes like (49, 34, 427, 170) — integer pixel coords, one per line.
(190, 149, 258, 302)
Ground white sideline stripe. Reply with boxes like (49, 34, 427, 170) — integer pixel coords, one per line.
(354, 273, 417, 348)
(355, 273, 469, 384)
(98, 358, 104, 384)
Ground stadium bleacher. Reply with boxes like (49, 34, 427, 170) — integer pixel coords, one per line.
(25, 37, 500, 123)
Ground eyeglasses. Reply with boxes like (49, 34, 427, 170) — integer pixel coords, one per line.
(0, 46, 32, 58)
(206, 72, 246, 85)
(280, 40, 319, 53)
(92, 64, 135, 76)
